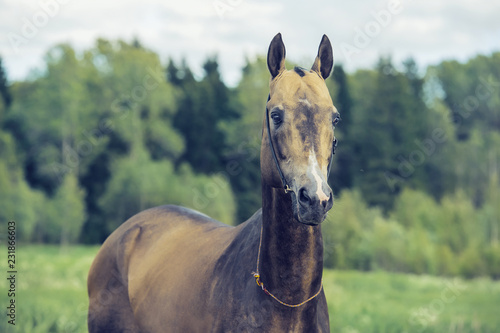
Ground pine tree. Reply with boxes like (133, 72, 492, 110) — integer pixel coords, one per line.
(166, 58, 182, 87)
(0, 56, 12, 109)
(354, 57, 422, 211)
(173, 56, 238, 174)
(330, 64, 354, 192)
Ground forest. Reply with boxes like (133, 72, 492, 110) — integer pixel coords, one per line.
(0, 39, 499, 279)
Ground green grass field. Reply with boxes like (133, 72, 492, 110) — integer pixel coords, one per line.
(1, 245, 499, 332)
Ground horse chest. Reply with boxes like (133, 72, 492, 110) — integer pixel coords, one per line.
(210, 292, 327, 333)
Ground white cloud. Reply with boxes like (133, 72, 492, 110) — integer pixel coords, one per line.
(0, 0, 499, 85)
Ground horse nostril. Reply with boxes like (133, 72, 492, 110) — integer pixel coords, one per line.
(322, 193, 333, 209)
(299, 188, 312, 206)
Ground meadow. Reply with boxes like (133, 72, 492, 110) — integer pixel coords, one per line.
(1, 245, 499, 333)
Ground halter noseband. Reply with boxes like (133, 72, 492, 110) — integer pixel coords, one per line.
(265, 94, 337, 193)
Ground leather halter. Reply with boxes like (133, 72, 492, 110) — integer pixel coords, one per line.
(253, 95, 336, 307)
(265, 94, 337, 194)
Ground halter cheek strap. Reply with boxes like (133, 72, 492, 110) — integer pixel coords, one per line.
(265, 95, 293, 193)
(265, 94, 337, 194)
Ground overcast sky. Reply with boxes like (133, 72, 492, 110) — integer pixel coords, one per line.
(1, 0, 499, 86)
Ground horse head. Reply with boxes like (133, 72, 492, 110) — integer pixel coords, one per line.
(262, 33, 339, 225)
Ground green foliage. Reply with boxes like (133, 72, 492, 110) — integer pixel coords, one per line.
(371, 217, 409, 272)
(0, 55, 12, 111)
(432, 52, 500, 140)
(328, 64, 355, 192)
(219, 56, 268, 222)
(483, 245, 500, 279)
(323, 190, 379, 270)
(0, 130, 86, 244)
(99, 144, 236, 231)
(42, 173, 87, 244)
(451, 129, 500, 206)
(391, 188, 440, 230)
(93, 39, 183, 158)
(172, 56, 238, 174)
(5, 44, 103, 194)
(324, 187, 498, 279)
(414, 96, 458, 200)
(438, 191, 479, 254)
(352, 57, 433, 211)
(0, 130, 45, 241)
(435, 244, 458, 276)
(458, 242, 487, 279)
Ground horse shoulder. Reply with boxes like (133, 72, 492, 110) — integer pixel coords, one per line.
(124, 205, 249, 330)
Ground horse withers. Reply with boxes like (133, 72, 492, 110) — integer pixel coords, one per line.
(88, 33, 339, 333)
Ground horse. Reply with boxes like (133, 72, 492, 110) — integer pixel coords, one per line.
(87, 33, 339, 333)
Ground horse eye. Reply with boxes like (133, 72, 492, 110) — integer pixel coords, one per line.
(271, 112, 283, 126)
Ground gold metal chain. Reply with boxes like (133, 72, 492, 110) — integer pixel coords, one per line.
(251, 222, 323, 308)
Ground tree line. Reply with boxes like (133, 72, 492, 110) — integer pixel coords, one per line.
(0, 39, 498, 278)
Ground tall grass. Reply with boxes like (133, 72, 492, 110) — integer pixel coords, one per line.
(1, 245, 99, 333)
(325, 270, 500, 333)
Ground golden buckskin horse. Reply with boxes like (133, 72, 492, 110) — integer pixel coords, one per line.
(88, 33, 339, 332)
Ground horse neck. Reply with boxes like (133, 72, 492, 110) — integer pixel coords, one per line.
(259, 182, 324, 306)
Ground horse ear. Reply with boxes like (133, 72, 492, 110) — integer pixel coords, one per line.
(267, 33, 286, 79)
(311, 34, 334, 79)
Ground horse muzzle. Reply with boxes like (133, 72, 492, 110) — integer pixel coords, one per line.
(291, 182, 333, 225)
